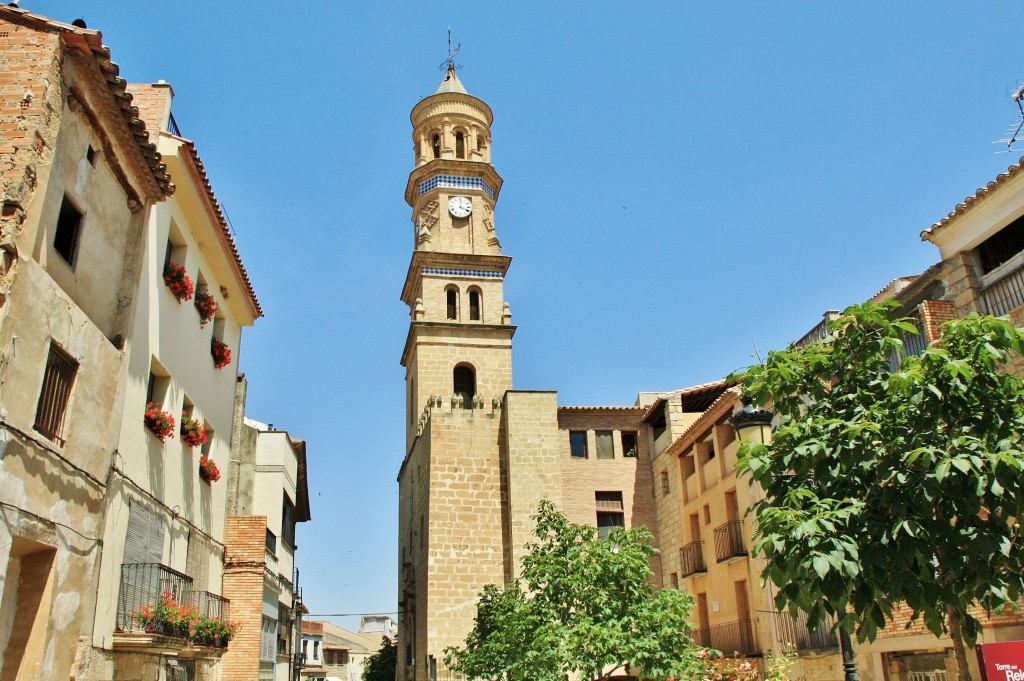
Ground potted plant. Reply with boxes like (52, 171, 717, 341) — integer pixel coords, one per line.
(180, 413, 208, 448)
(194, 286, 218, 327)
(144, 402, 175, 441)
(199, 455, 221, 482)
(211, 338, 231, 369)
(163, 262, 194, 302)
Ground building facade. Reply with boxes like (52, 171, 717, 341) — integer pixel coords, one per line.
(222, 376, 311, 681)
(0, 8, 173, 680)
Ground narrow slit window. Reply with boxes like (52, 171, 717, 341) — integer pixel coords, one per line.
(446, 289, 458, 320)
(432, 134, 441, 159)
(455, 131, 465, 159)
(469, 290, 480, 321)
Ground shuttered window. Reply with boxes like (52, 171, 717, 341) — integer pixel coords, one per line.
(124, 500, 165, 565)
(33, 342, 78, 446)
(186, 532, 210, 594)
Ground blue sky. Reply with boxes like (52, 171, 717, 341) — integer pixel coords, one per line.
(48, 1, 1024, 628)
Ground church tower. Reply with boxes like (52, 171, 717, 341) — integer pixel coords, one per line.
(396, 66, 519, 681)
(400, 65, 513, 448)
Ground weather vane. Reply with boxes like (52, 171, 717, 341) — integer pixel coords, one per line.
(438, 26, 462, 73)
(996, 81, 1024, 153)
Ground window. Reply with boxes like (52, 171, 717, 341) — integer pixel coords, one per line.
(453, 364, 475, 407)
(569, 431, 587, 458)
(670, 572, 679, 589)
(978, 214, 1024, 274)
(86, 144, 97, 166)
(282, 493, 296, 549)
(661, 471, 670, 496)
(595, 431, 614, 459)
(201, 424, 214, 457)
(261, 617, 277, 661)
(621, 431, 637, 458)
(266, 528, 277, 555)
(703, 504, 711, 525)
(432, 134, 441, 159)
(2, 538, 56, 680)
(34, 342, 78, 446)
(446, 288, 458, 320)
(468, 289, 480, 321)
(314, 640, 320, 661)
(455, 131, 466, 159)
(146, 363, 171, 408)
(595, 492, 625, 539)
(53, 194, 83, 266)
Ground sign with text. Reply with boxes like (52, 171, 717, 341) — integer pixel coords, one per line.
(977, 641, 1024, 681)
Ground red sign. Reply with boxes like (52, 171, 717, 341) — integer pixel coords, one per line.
(977, 641, 1024, 681)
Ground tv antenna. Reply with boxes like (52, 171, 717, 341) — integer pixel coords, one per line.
(995, 80, 1024, 153)
(438, 26, 462, 73)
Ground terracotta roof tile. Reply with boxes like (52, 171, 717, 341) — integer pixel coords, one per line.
(922, 156, 1024, 240)
(0, 6, 174, 197)
(175, 136, 263, 317)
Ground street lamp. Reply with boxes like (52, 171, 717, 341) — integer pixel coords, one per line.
(728, 394, 773, 444)
(729, 394, 859, 681)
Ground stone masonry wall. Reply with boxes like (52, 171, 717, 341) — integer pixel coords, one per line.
(502, 391, 564, 578)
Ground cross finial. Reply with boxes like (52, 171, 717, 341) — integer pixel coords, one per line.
(439, 26, 462, 74)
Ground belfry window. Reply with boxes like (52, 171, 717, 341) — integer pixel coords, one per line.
(455, 131, 465, 159)
(446, 288, 458, 320)
(468, 290, 480, 321)
(432, 134, 441, 159)
(453, 364, 475, 407)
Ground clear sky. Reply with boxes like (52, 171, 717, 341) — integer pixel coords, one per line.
(47, 1, 1024, 629)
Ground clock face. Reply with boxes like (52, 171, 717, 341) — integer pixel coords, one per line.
(448, 196, 472, 218)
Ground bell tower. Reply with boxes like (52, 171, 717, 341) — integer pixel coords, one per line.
(400, 65, 515, 448)
(397, 64, 519, 681)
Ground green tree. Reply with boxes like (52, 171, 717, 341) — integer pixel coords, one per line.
(363, 636, 397, 681)
(445, 500, 707, 681)
(736, 303, 1024, 681)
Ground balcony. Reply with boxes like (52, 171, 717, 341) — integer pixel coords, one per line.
(693, 619, 759, 657)
(114, 563, 231, 656)
(679, 541, 707, 577)
(714, 520, 746, 562)
(773, 610, 837, 651)
(983, 262, 1024, 317)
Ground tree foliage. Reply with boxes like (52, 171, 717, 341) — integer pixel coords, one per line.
(736, 303, 1024, 681)
(445, 500, 707, 681)
(363, 636, 397, 681)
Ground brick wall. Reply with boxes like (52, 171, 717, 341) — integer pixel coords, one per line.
(917, 299, 956, 343)
(221, 515, 269, 681)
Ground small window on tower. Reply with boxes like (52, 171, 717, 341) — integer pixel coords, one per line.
(453, 364, 475, 408)
(455, 131, 466, 159)
(446, 288, 458, 320)
(432, 134, 441, 159)
(469, 290, 480, 321)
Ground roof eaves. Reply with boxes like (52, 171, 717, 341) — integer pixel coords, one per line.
(663, 387, 742, 458)
(0, 6, 175, 198)
(175, 136, 263, 317)
(922, 156, 1024, 241)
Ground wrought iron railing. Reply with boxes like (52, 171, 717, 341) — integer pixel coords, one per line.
(773, 610, 837, 650)
(714, 521, 746, 561)
(983, 264, 1024, 317)
(168, 112, 182, 137)
(680, 541, 707, 577)
(192, 590, 230, 621)
(889, 315, 927, 371)
(793, 311, 841, 349)
(117, 563, 230, 640)
(117, 562, 193, 634)
(693, 619, 759, 656)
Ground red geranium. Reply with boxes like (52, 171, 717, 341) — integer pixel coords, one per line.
(199, 455, 221, 482)
(194, 286, 218, 327)
(163, 262, 194, 302)
(144, 402, 175, 441)
(211, 338, 231, 369)
(180, 412, 208, 448)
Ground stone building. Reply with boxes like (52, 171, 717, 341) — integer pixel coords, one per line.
(396, 66, 666, 681)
